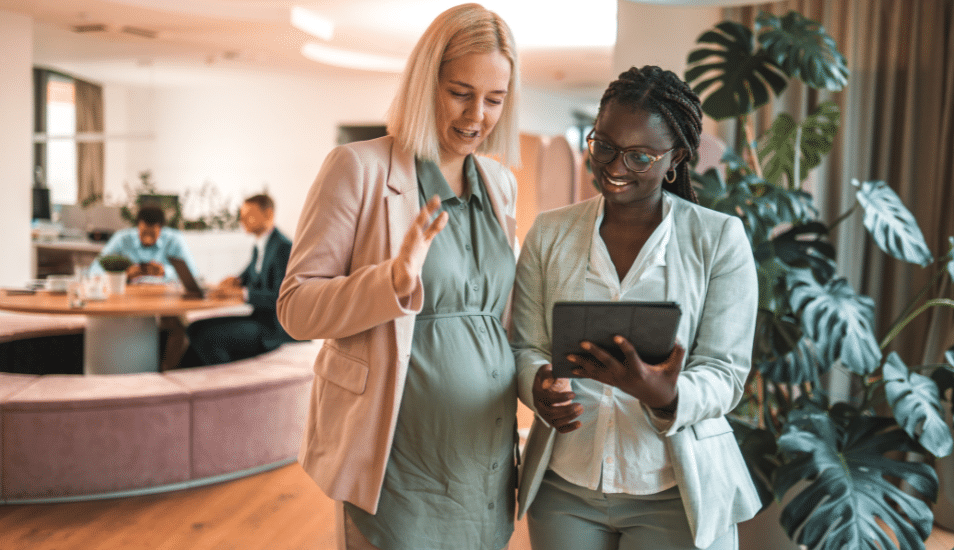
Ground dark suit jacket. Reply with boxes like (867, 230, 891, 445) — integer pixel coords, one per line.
(241, 228, 296, 349)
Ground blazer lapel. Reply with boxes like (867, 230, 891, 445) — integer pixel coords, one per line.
(385, 142, 419, 258)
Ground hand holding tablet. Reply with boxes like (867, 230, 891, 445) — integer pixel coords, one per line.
(551, 301, 681, 378)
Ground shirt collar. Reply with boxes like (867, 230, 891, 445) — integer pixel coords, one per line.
(415, 155, 484, 210)
(593, 191, 674, 270)
(254, 228, 273, 249)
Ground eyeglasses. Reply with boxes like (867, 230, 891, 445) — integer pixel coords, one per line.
(586, 131, 673, 173)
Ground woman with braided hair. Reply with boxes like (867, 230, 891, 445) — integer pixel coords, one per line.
(512, 65, 760, 549)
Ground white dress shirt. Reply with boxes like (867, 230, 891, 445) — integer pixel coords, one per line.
(252, 229, 272, 275)
(549, 193, 677, 495)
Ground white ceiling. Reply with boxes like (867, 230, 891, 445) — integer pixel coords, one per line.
(1, 0, 631, 97)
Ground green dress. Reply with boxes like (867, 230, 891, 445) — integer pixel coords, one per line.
(346, 156, 517, 549)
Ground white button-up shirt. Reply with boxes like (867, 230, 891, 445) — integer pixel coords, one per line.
(549, 193, 677, 495)
(252, 229, 272, 275)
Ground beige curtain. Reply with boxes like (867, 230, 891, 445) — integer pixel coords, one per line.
(726, 0, 954, 367)
(74, 79, 104, 205)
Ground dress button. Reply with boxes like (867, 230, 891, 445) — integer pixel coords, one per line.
(465, 244, 471, 251)
(472, 284, 479, 291)
(492, 370, 498, 378)
(479, 326, 486, 333)
(488, 502, 495, 510)
(492, 462, 498, 470)
(496, 417, 502, 426)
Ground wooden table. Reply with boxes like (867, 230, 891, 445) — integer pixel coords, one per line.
(0, 285, 244, 375)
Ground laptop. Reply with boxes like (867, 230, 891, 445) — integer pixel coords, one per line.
(168, 257, 205, 299)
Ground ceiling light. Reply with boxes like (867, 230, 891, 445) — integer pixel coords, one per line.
(291, 6, 334, 41)
(474, 0, 617, 48)
(301, 42, 406, 73)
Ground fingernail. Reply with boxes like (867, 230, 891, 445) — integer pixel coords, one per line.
(567, 354, 577, 362)
(572, 368, 582, 376)
(580, 342, 591, 350)
(614, 335, 623, 344)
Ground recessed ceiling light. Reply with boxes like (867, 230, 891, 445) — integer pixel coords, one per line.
(291, 6, 334, 41)
(300, 42, 405, 73)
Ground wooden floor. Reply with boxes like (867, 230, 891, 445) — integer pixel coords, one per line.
(0, 463, 951, 550)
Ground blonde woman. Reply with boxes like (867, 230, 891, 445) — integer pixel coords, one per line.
(277, 4, 521, 549)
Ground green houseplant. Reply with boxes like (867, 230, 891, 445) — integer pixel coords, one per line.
(98, 254, 132, 295)
(97, 254, 133, 273)
(684, 11, 954, 550)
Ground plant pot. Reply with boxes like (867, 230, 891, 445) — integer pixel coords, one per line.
(106, 271, 126, 295)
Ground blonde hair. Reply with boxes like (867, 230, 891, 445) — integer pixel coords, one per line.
(386, 3, 520, 167)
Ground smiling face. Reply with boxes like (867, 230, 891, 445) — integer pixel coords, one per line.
(590, 101, 684, 208)
(434, 51, 511, 167)
(137, 221, 162, 247)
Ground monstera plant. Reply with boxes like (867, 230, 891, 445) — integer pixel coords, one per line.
(685, 11, 954, 550)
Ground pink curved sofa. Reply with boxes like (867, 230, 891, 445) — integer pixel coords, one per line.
(0, 339, 320, 503)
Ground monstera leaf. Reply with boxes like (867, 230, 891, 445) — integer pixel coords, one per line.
(771, 222, 837, 283)
(757, 11, 849, 91)
(754, 252, 789, 313)
(853, 179, 933, 266)
(775, 405, 937, 550)
(883, 352, 954, 458)
(759, 102, 840, 188)
(689, 167, 728, 208)
(751, 223, 835, 318)
(685, 20, 788, 120)
(706, 175, 817, 245)
(787, 270, 882, 375)
(758, 335, 825, 385)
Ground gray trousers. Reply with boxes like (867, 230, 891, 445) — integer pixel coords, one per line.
(527, 471, 738, 550)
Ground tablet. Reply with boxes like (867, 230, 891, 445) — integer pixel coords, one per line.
(551, 301, 681, 378)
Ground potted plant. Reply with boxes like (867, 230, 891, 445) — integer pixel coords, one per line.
(97, 254, 132, 295)
(684, 11, 954, 550)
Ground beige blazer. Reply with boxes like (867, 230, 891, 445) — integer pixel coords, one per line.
(512, 194, 761, 549)
(277, 136, 517, 514)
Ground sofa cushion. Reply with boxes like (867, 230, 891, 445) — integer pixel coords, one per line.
(2, 373, 191, 500)
(0, 312, 86, 344)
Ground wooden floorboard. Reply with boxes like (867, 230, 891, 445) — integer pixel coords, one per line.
(0, 463, 951, 550)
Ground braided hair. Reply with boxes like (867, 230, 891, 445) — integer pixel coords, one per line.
(596, 65, 702, 204)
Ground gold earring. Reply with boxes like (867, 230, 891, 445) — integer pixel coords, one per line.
(665, 167, 677, 184)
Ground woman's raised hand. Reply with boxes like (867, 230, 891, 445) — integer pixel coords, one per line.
(569, 337, 685, 411)
(392, 194, 448, 298)
(532, 364, 583, 433)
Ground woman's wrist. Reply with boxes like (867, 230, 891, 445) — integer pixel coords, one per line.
(650, 394, 678, 417)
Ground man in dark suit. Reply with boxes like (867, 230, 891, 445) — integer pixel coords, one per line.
(183, 194, 296, 366)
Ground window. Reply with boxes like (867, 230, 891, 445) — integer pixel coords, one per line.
(43, 73, 78, 205)
(33, 68, 104, 212)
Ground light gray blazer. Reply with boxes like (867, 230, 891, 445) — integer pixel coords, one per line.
(277, 136, 517, 515)
(512, 193, 761, 549)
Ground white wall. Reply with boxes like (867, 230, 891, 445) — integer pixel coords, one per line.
(0, 10, 34, 286)
(615, 1, 722, 135)
(520, 87, 596, 137)
(102, 70, 399, 237)
(102, 70, 590, 237)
